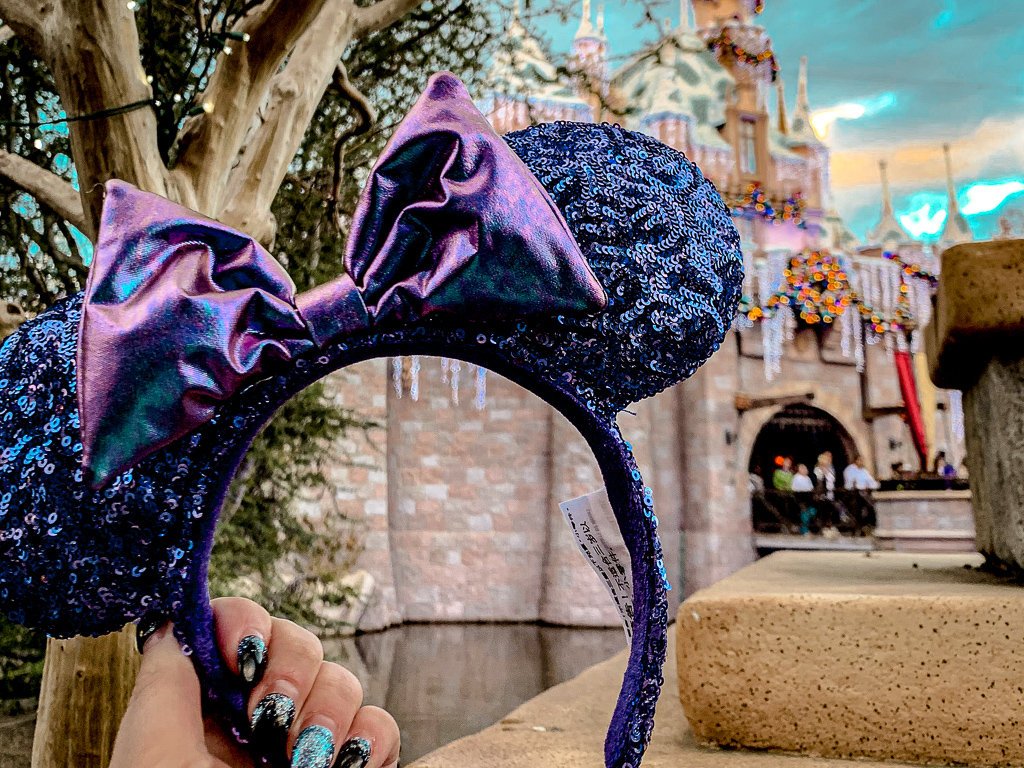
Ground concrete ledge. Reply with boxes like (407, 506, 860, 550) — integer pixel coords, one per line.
(873, 528, 974, 539)
(677, 551, 1024, 767)
(926, 238, 1024, 389)
(873, 490, 972, 501)
(412, 624, 897, 768)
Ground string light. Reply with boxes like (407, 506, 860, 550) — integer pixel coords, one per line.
(0, 98, 156, 128)
(186, 101, 215, 117)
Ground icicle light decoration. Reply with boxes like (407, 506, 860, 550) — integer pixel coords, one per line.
(392, 356, 403, 398)
(949, 390, 965, 442)
(410, 355, 421, 401)
(475, 366, 488, 410)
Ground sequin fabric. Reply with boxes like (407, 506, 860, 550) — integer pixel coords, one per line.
(0, 121, 741, 768)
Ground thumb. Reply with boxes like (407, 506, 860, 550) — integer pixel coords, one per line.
(111, 622, 207, 767)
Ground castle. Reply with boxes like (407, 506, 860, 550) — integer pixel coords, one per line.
(313, 0, 973, 632)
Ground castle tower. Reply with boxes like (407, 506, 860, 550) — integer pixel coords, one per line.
(938, 143, 973, 249)
(867, 159, 911, 249)
(788, 57, 817, 144)
(694, 0, 774, 195)
(571, 0, 608, 117)
(679, 0, 694, 30)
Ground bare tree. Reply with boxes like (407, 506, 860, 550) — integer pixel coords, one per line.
(0, 2, 432, 764)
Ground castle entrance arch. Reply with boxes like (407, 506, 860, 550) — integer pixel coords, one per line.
(748, 404, 873, 539)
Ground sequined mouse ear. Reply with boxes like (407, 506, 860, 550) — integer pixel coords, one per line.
(502, 121, 744, 415)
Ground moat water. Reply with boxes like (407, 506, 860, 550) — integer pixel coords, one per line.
(324, 622, 626, 764)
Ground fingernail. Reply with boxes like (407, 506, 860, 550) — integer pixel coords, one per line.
(237, 635, 267, 686)
(135, 612, 168, 654)
(333, 737, 371, 768)
(251, 692, 295, 753)
(291, 724, 335, 768)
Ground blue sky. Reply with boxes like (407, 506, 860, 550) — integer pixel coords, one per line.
(529, 0, 1024, 241)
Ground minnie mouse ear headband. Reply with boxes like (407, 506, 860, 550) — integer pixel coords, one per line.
(0, 73, 742, 767)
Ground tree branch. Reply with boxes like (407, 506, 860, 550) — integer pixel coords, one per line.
(329, 62, 375, 229)
(172, 0, 340, 215)
(0, 2, 46, 52)
(216, 0, 360, 244)
(353, 0, 426, 36)
(0, 150, 88, 232)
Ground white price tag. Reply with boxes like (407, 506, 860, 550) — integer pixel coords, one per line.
(559, 489, 633, 642)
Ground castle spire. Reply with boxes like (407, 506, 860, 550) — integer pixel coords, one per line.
(939, 143, 974, 247)
(776, 77, 788, 135)
(575, 0, 597, 39)
(789, 56, 818, 144)
(679, 0, 693, 31)
(868, 159, 911, 247)
(512, 0, 520, 19)
(597, 3, 606, 36)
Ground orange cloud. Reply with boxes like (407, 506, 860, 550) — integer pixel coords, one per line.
(830, 115, 1024, 190)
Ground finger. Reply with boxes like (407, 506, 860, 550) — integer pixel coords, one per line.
(335, 706, 401, 768)
(111, 622, 205, 766)
(288, 661, 363, 767)
(249, 618, 323, 756)
(212, 596, 273, 686)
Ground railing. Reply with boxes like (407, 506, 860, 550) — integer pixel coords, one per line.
(752, 489, 876, 537)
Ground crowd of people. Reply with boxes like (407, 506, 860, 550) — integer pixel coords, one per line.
(750, 451, 877, 536)
(758, 451, 878, 495)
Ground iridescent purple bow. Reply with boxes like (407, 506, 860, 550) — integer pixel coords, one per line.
(79, 73, 606, 487)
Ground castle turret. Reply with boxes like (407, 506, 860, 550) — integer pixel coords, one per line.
(570, 0, 608, 116)
(938, 143, 973, 249)
(788, 56, 818, 145)
(867, 159, 911, 248)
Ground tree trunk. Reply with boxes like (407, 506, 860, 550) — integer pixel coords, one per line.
(31, 627, 140, 768)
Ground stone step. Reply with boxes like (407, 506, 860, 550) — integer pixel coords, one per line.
(411, 616, 898, 768)
(677, 550, 1024, 767)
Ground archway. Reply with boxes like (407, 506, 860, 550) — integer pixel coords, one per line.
(747, 403, 873, 539)
(748, 403, 857, 479)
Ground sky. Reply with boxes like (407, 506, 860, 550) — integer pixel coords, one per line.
(531, 0, 1024, 242)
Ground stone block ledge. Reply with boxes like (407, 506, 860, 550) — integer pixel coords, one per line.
(411, 622, 899, 768)
(926, 238, 1024, 389)
(677, 551, 1024, 767)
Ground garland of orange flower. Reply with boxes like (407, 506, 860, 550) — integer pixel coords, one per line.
(729, 182, 805, 227)
(737, 250, 932, 335)
(706, 27, 779, 80)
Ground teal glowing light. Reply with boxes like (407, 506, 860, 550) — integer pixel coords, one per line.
(899, 200, 947, 238)
(960, 180, 1024, 215)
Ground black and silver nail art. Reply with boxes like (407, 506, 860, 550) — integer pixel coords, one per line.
(135, 612, 167, 653)
(333, 737, 371, 768)
(291, 724, 335, 768)
(237, 634, 267, 686)
(251, 692, 296, 752)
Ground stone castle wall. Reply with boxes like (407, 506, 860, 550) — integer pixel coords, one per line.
(301, 323, 948, 630)
(311, 358, 684, 631)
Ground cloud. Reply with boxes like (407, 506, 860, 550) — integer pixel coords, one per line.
(960, 181, 1024, 215)
(829, 114, 1024, 191)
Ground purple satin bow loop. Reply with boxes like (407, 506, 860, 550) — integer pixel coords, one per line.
(78, 180, 313, 486)
(295, 72, 606, 345)
(78, 73, 605, 487)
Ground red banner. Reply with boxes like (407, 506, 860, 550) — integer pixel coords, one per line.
(894, 350, 928, 470)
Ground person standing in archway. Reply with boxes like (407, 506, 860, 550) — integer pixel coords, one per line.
(773, 457, 795, 491)
(814, 452, 837, 529)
